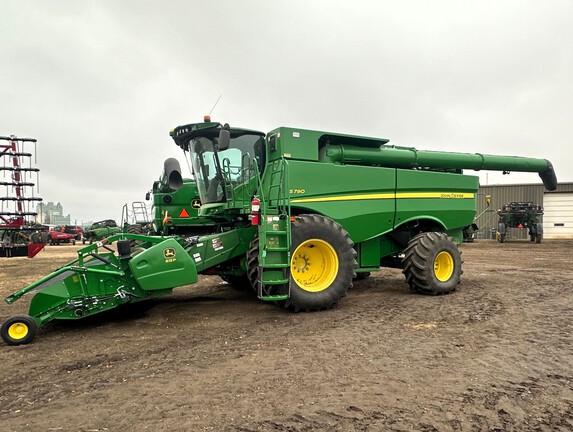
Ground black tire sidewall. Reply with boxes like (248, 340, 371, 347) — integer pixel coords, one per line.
(1, 315, 37, 345)
(287, 214, 355, 311)
(403, 232, 462, 295)
(429, 236, 462, 293)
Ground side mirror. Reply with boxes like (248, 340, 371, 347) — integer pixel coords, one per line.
(145, 191, 151, 201)
(218, 124, 231, 151)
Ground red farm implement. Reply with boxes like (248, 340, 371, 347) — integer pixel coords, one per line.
(0, 135, 45, 258)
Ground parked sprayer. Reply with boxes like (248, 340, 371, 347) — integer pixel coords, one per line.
(1, 117, 557, 345)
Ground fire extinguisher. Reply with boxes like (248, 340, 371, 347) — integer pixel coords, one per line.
(251, 196, 260, 226)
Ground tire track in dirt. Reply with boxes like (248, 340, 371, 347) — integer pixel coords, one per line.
(1, 241, 573, 431)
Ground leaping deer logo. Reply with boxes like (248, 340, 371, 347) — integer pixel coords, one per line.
(163, 248, 176, 258)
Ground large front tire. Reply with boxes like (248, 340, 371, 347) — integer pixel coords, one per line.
(246, 237, 261, 292)
(402, 232, 463, 295)
(285, 214, 357, 312)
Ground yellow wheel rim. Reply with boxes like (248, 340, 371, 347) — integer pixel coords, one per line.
(291, 239, 339, 292)
(8, 322, 29, 340)
(434, 251, 454, 282)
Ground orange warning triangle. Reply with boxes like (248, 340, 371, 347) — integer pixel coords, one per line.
(179, 208, 190, 218)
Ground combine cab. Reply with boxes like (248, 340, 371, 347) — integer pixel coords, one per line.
(0, 135, 45, 258)
(497, 202, 544, 243)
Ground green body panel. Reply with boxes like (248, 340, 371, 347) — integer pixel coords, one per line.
(29, 279, 83, 318)
(152, 179, 213, 234)
(275, 161, 478, 244)
(267, 127, 390, 163)
(284, 161, 396, 242)
(129, 238, 198, 290)
(393, 169, 478, 231)
(185, 225, 257, 272)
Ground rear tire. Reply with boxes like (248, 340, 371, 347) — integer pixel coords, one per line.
(285, 214, 357, 312)
(402, 232, 463, 295)
(127, 224, 144, 235)
(127, 224, 144, 246)
(1, 315, 38, 345)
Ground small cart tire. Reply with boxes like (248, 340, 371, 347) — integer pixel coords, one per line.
(1, 315, 38, 345)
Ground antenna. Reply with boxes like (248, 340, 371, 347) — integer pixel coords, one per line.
(208, 95, 223, 117)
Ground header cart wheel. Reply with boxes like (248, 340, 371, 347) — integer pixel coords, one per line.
(402, 232, 463, 295)
(1, 315, 38, 345)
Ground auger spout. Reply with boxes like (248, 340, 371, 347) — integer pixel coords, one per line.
(320, 144, 558, 190)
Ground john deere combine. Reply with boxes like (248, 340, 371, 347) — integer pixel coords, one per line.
(1, 118, 557, 345)
(146, 160, 214, 237)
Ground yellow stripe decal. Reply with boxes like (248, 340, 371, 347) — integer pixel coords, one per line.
(291, 192, 474, 204)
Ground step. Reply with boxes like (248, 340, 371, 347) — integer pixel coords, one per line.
(261, 263, 290, 269)
(265, 246, 290, 252)
(261, 270, 289, 284)
(262, 278, 290, 285)
(260, 294, 289, 302)
(263, 230, 288, 235)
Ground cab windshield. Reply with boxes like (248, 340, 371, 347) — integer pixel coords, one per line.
(187, 133, 265, 204)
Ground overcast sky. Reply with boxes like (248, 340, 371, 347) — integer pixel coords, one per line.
(1, 0, 572, 224)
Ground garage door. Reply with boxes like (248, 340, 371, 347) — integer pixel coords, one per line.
(543, 193, 573, 239)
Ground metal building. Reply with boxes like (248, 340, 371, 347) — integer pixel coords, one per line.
(475, 182, 573, 240)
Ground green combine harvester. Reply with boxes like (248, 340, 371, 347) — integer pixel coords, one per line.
(82, 219, 122, 244)
(0, 118, 557, 345)
(147, 172, 214, 237)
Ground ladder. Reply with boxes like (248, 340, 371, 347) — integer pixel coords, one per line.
(131, 201, 150, 224)
(256, 159, 292, 301)
(121, 201, 150, 226)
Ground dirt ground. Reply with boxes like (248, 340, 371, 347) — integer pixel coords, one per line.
(1, 239, 572, 431)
